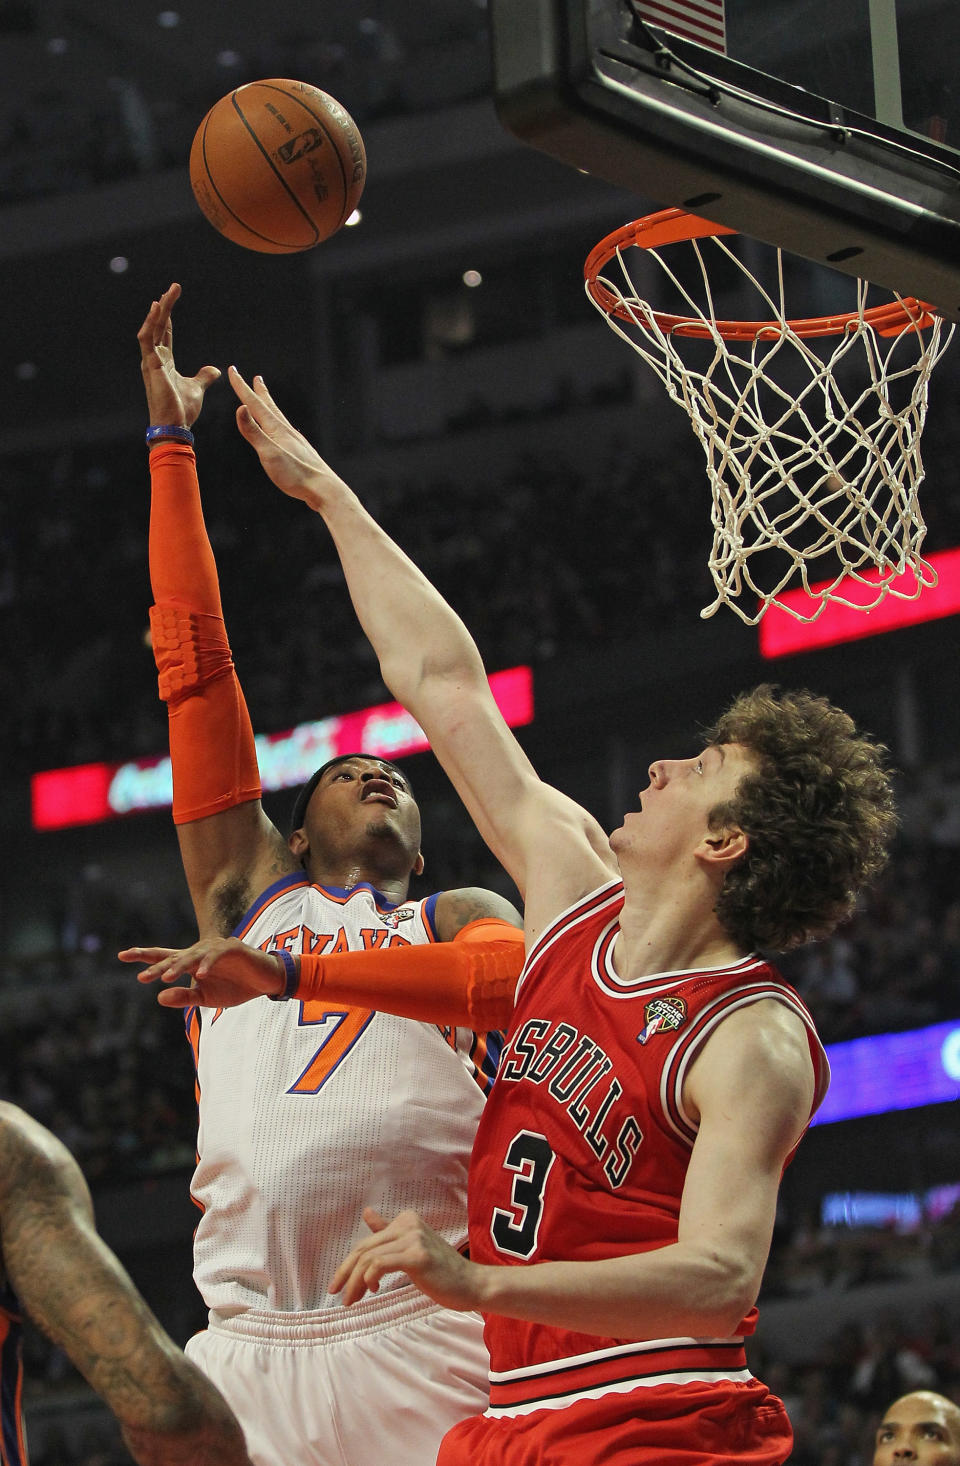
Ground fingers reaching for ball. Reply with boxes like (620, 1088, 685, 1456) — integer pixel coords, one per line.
(228, 366, 351, 511)
(138, 283, 221, 428)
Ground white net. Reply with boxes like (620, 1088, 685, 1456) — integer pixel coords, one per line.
(585, 223, 955, 624)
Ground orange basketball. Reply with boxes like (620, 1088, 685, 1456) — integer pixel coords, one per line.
(189, 79, 366, 253)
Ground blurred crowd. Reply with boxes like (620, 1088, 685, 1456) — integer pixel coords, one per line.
(0, 975, 197, 1185)
(0, 9, 491, 207)
(0, 404, 713, 779)
(7, 383, 959, 784)
(779, 778, 960, 1044)
(747, 1306, 960, 1465)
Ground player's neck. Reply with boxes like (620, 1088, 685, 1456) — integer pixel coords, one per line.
(614, 876, 747, 980)
(305, 857, 411, 906)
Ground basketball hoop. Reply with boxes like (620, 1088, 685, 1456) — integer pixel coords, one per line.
(584, 208, 955, 624)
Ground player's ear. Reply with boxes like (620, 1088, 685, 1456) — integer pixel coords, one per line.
(288, 829, 309, 861)
(413, 851, 425, 877)
(695, 825, 748, 871)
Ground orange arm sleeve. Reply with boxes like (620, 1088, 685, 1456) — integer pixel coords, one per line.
(291, 919, 524, 1030)
(148, 442, 261, 824)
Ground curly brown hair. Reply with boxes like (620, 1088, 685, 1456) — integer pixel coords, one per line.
(702, 685, 898, 953)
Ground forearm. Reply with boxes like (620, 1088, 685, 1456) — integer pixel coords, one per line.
(290, 921, 522, 1028)
(148, 442, 222, 614)
(1, 1131, 171, 1395)
(97, 1333, 251, 1466)
(0, 1111, 250, 1464)
(120, 1375, 252, 1466)
(475, 1241, 757, 1341)
(148, 443, 261, 825)
(130, 923, 523, 1021)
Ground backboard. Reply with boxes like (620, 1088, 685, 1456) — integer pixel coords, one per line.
(489, 0, 960, 319)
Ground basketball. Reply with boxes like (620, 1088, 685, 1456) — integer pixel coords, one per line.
(189, 79, 366, 254)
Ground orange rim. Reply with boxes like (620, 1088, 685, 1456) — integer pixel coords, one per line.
(584, 208, 938, 340)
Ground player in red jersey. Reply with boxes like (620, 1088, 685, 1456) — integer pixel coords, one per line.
(129, 366, 896, 1466)
(874, 1391, 960, 1465)
(0, 1103, 252, 1466)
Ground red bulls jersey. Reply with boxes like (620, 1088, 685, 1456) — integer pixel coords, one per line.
(0, 1283, 26, 1466)
(468, 879, 828, 1418)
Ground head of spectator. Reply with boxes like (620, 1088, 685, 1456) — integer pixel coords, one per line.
(874, 1391, 960, 1465)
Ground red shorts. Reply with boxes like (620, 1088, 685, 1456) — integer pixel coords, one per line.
(437, 1380, 793, 1466)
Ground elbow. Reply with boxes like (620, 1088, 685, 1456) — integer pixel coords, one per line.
(119, 1362, 246, 1453)
(696, 1252, 761, 1337)
(680, 1243, 762, 1336)
(713, 1296, 758, 1338)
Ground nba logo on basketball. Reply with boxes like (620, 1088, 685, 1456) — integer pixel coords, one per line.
(278, 128, 324, 164)
(637, 996, 687, 1044)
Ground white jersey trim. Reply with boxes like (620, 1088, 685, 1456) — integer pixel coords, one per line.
(516, 880, 624, 1000)
(484, 1368, 756, 1418)
(593, 929, 768, 1001)
(660, 983, 830, 1146)
(488, 1333, 743, 1382)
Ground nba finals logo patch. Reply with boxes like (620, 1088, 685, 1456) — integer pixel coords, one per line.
(637, 996, 687, 1045)
(382, 907, 416, 929)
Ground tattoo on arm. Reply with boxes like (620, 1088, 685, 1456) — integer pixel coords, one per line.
(434, 886, 524, 941)
(0, 1107, 250, 1466)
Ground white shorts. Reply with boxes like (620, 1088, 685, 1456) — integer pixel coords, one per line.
(185, 1291, 489, 1466)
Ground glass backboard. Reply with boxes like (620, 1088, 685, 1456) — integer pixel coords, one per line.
(490, 0, 960, 318)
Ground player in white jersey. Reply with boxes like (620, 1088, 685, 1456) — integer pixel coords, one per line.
(190, 874, 500, 1321)
(134, 285, 523, 1466)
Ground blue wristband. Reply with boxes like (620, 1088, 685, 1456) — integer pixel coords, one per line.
(146, 425, 195, 448)
(268, 949, 299, 1001)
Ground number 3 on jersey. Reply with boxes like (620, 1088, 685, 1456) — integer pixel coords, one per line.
(490, 1130, 555, 1260)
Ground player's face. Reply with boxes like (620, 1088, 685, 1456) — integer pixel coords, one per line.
(610, 742, 755, 870)
(299, 758, 423, 875)
(874, 1395, 960, 1466)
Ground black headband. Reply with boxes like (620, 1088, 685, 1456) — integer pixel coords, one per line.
(289, 753, 411, 833)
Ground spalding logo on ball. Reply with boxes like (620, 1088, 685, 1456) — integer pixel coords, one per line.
(190, 78, 366, 253)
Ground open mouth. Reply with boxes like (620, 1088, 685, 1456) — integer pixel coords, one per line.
(361, 783, 398, 808)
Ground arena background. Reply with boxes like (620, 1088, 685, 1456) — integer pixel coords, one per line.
(1, 3, 959, 1461)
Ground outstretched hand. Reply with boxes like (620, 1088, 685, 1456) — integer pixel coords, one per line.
(118, 936, 284, 1009)
(229, 366, 350, 510)
(329, 1208, 488, 1312)
(138, 282, 221, 428)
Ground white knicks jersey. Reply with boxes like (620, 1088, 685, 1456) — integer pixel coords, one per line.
(186, 874, 500, 1319)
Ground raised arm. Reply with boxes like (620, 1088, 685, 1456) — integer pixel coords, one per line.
(328, 1000, 816, 1338)
(0, 1104, 253, 1466)
(227, 369, 615, 937)
(139, 287, 294, 935)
